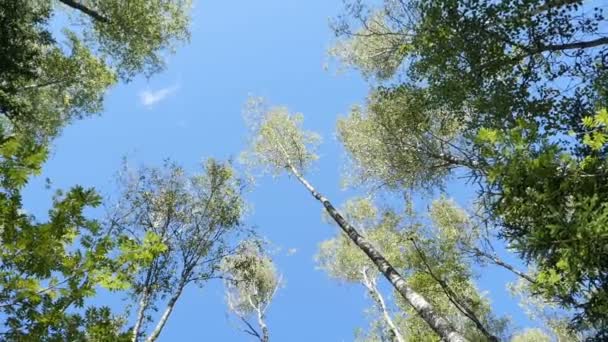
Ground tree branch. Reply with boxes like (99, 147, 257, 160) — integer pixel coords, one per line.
(468, 246, 536, 284)
(58, 0, 109, 23)
(409, 239, 498, 342)
(538, 37, 608, 53)
(361, 268, 405, 342)
(240, 316, 262, 340)
(131, 289, 150, 342)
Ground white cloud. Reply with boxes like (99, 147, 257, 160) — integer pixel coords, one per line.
(139, 84, 179, 107)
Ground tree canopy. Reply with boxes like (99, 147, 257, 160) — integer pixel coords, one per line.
(333, 0, 608, 336)
(0, 0, 193, 339)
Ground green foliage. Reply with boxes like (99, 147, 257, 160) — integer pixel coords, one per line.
(70, 0, 192, 79)
(0, 0, 193, 337)
(242, 97, 321, 176)
(222, 240, 280, 317)
(1, 0, 191, 144)
(582, 108, 608, 151)
(11, 31, 117, 142)
(0, 179, 126, 339)
(110, 158, 246, 339)
(394, 201, 508, 342)
(475, 121, 608, 332)
(75, 307, 131, 342)
(334, 0, 608, 335)
(330, 10, 409, 79)
(119, 231, 168, 268)
(510, 329, 551, 342)
(337, 86, 463, 190)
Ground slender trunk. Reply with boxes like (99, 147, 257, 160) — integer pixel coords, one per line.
(471, 247, 536, 284)
(361, 269, 405, 342)
(256, 308, 269, 342)
(131, 290, 149, 342)
(287, 165, 467, 342)
(132, 261, 159, 342)
(145, 280, 187, 342)
(58, 0, 109, 22)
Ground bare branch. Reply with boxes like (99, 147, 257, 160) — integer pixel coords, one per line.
(58, 0, 109, 23)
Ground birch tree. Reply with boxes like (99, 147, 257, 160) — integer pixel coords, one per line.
(316, 198, 410, 342)
(241, 99, 468, 342)
(221, 240, 281, 342)
(317, 197, 507, 342)
(56, 0, 192, 79)
(110, 159, 246, 342)
(2, 0, 192, 145)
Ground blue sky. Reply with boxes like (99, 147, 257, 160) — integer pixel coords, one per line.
(24, 1, 537, 340)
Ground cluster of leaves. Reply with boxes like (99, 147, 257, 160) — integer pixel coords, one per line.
(1, 0, 191, 145)
(0, 137, 128, 338)
(242, 97, 321, 176)
(0, 1, 114, 145)
(110, 159, 247, 341)
(332, 0, 608, 336)
(221, 240, 281, 318)
(0, 0, 193, 339)
(71, 0, 192, 79)
(337, 86, 464, 190)
(474, 117, 608, 333)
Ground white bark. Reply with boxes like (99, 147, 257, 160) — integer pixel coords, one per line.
(361, 268, 405, 342)
(145, 281, 187, 342)
(287, 165, 467, 342)
(131, 290, 149, 342)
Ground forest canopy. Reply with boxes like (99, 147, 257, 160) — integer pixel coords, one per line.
(0, 0, 605, 341)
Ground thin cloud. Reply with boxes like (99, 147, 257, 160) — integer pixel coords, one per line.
(139, 84, 179, 107)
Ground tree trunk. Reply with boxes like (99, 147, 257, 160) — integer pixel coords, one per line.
(131, 290, 150, 342)
(256, 308, 269, 342)
(287, 165, 467, 342)
(361, 268, 405, 342)
(145, 280, 187, 342)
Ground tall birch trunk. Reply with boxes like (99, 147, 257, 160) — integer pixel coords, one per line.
(131, 290, 150, 342)
(145, 280, 187, 342)
(287, 165, 467, 342)
(361, 268, 405, 342)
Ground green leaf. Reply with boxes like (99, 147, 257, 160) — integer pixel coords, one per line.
(595, 108, 608, 126)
